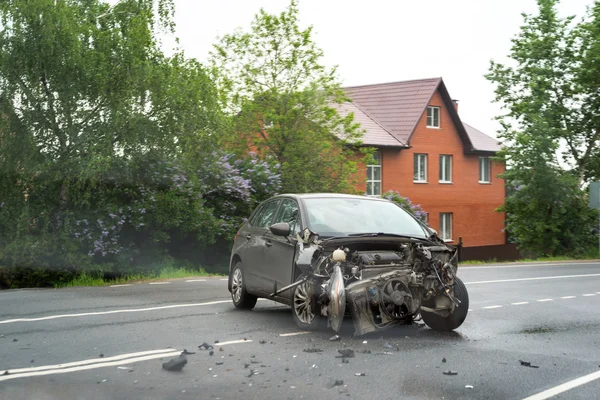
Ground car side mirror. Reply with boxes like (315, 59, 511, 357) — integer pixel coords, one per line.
(429, 228, 438, 236)
(270, 222, 291, 237)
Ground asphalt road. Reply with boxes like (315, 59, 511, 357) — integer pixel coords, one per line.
(1, 261, 600, 400)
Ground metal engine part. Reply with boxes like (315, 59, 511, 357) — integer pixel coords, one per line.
(327, 264, 346, 332)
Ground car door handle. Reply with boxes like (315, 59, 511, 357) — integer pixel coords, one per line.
(265, 240, 272, 247)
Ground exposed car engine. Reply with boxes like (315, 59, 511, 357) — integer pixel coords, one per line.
(291, 230, 464, 336)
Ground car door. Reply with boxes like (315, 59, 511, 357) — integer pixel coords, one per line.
(261, 198, 301, 299)
(242, 199, 281, 294)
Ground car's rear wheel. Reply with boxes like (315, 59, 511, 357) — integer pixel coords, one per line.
(231, 263, 257, 310)
(292, 279, 322, 330)
(421, 277, 469, 331)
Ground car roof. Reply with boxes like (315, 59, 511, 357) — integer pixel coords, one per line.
(273, 193, 389, 202)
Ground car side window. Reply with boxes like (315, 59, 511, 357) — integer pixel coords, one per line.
(248, 205, 263, 227)
(273, 199, 301, 234)
(254, 200, 281, 229)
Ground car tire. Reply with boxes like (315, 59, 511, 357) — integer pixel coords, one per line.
(291, 279, 323, 330)
(421, 277, 469, 331)
(230, 262, 257, 310)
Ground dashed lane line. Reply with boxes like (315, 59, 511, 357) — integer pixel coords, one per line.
(560, 296, 576, 299)
(582, 293, 596, 297)
(109, 284, 132, 288)
(537, 299, 554, 302)
(511, 302, 529, 305)
(185, 279, 207, 282)
(148, 282, 170, 285)
(483, 305, 503, 309)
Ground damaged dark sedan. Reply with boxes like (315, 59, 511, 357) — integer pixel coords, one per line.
(228, 194, 468, 336)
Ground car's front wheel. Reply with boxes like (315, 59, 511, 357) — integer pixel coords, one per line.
(421, 277, 469, 331)
(231, 262, 257, 310)
(291, 279, 322, 330)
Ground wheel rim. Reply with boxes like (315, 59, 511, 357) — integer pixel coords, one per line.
(232, 268, 243, 304)
(294, 281, 315, 324)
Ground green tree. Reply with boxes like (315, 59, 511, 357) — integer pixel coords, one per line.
(486, 0, 599, 257)
(0, 0, 225, 275)
(487, 0, 600, 184)
(209, 0, 367, 194)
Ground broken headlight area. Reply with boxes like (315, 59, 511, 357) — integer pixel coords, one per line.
(291, 230, 466, 335)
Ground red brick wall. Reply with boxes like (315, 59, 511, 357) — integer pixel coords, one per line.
(359, 91, 506, 247)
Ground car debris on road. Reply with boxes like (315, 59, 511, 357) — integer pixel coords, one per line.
(162, 355, 188, 372)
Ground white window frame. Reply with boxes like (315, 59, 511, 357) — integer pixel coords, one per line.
(479, 157, 491, 183)
(366, 151, 382, 196)
(413, 154, 428, 183)
(440, 213, 453, 241)
(426, 106, 440, 128)
(439, 155, 452, 183)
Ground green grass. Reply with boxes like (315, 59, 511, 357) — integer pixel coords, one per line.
(55, 266, 225, 288)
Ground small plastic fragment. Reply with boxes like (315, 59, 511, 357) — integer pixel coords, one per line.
(303, 348, 323, 353)
(465, 385, 474, 389)
(355, 372, 366, 376)
(337, 349, 355, 358)
(443, 370, 458, 376)
(162, 356, 187, 372)
(199, 342, 214, 350)
(329, 335, 340, 341)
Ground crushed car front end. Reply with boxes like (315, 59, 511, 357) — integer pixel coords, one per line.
(292, 231, 467, 335)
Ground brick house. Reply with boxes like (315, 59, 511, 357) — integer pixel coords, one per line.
(336, 77, 505, 249)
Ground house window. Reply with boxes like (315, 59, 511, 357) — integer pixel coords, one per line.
(366, 151, 382, 196)
(439, 155, 452, 183)
(479, 157, 491, 183)
(440, 213, 452, 241)
(426, 106, 440, 128)
(414, 154, 428, 182)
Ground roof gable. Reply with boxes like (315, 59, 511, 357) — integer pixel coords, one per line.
(342, 77, 501, 154)
(344, 78, 441, 145)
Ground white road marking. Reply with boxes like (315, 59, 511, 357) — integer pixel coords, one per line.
(109, 284, 132, 288)
(464, 273, 600, 285)
(216, 339, 253, 346)
(461, 261, 599, 270)
(537, 299, 553, 302)
(279, 331, 311, 337)
(219, 278, 229, 281)
(0, 300, 233, 324)
(597, 292, 600, 294)
(468, 309, 473, 312)
(0, 339, 254, 382)
(0, 351, 182, 382)
(560, 296, 576, 299)
(582, 293, 596, 297)
(149, 282, 170, 285)
(511, 302, 529, 305)
(185, 279, 207, 282)
(483, 305, 503, 309)
(0, 349, 174, 375)
(521, 369, 600, 400)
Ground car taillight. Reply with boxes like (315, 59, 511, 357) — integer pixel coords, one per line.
(235, 229, 240, 241)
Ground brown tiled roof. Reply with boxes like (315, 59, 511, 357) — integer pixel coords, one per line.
(344, 77, 442, 144)
(342, 77, 501, 154)
(463, 123, 502, 153)
(332, 102, 406, 147)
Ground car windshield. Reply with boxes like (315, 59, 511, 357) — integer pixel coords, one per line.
(303, 197, 429, 238)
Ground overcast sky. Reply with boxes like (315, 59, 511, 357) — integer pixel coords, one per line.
(157, 0, 591, 139)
